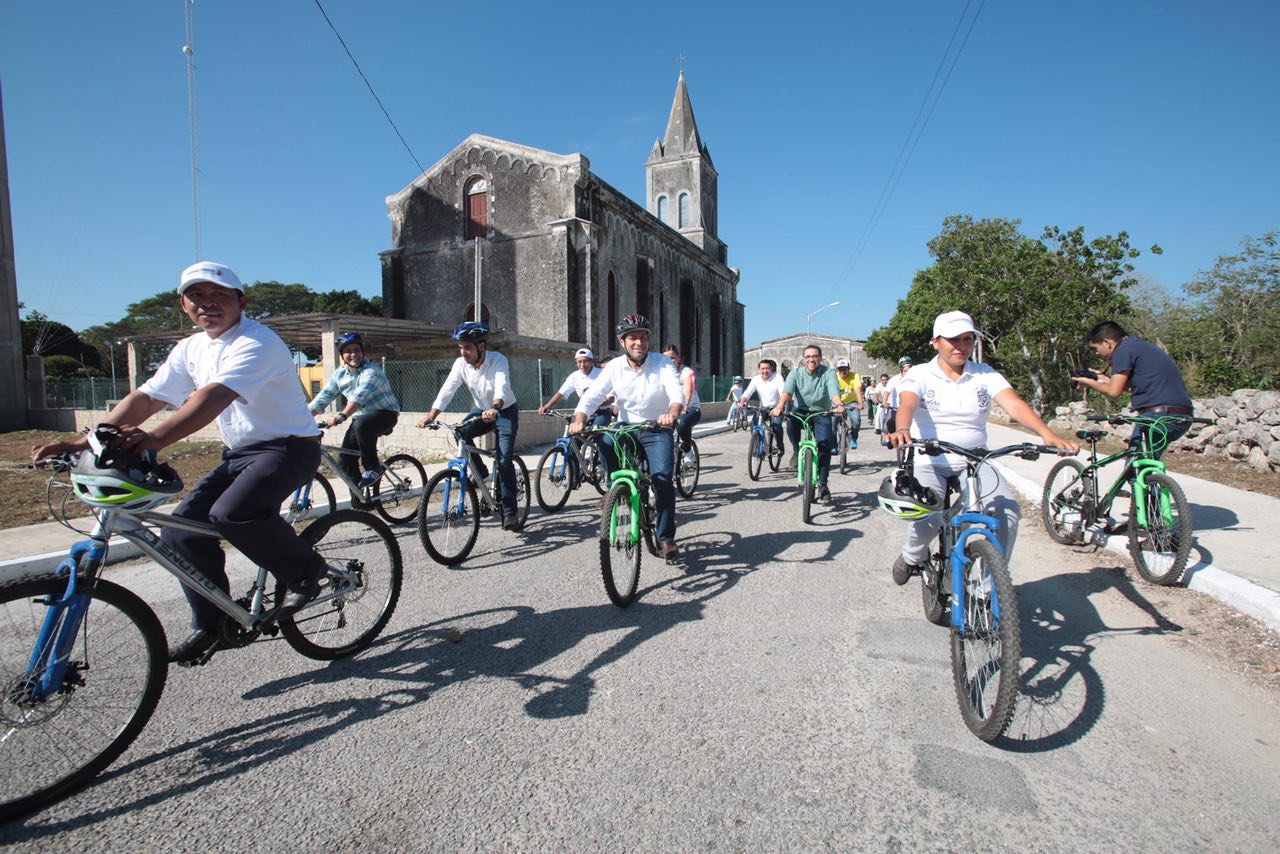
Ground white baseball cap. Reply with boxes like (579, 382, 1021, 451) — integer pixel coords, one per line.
(574, 348, 595, 360)
(835, 358, 850, 369)
(932, 310, 977, 339)
(178, 261, 244, 296)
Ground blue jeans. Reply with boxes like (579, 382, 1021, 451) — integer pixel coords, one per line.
(458, 405, 520, 517)
(786, 412, 834, 485)
(675, 407, 701, 451)
(752, 409, 784, 451)
(845, 407, 861, 443)
(601, 425, 677, 545)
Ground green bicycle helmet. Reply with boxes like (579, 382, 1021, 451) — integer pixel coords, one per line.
(71, 449, 183, 512)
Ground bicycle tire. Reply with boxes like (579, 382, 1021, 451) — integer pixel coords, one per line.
(767, 432, 782, 472)
(599, 483, 642, 607)
(0, 577, 167, 821)
(278, 510, 403, 660)
(581, 441, 607, 496)
(372, 454, 427, 525)
(534, 446, 574, 513)
(511, 456, 531, 527)
(800, 447, 814, 524)
(922, 560, 948, 626)
(1041, 459, 1090, 545)
(950, 538, 1020, 742)
(746, 432, 763, 481)
(676, 440, 700, 499)
(1128, 472, 1194, 585)
(837, 418, 849, 475)
(418, 469, 480, 566)
(283, 473, 335, 528)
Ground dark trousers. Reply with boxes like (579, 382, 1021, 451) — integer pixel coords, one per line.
(340, 409, 399, 480)
(786, 413, 834, 485)
(752, 409, 785, 451)
(162, 438, 326, 631)
(600, 426, 677, 544)
(458, 405, 520, 516)
(1130, 419, 1191, 460)
(675, 407, 701, 451)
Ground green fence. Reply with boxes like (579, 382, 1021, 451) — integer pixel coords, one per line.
(43, 379, 132, 411)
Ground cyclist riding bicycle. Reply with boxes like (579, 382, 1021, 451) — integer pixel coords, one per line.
(771, 344, 844, 502)
(571, 315, 684, 560)
(538, 347, 614, 428)
(724, 376, 744, 426)
(307, 332, 401, 492)
(886, 310, 1077, 586)
(738, 358, 786, 451)
(834, 359, 864, 449)
(416, 321, 523, 532)
(31, 261, 331, 665)
(878, 356, 912, 447)
(663, 344, 701, 465)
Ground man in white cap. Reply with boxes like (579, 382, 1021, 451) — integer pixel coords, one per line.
(539, 347, 614, 428)
(886, 310, 1077, 586)
(834, 359, 864, 449)
(32, 262, 329, 666)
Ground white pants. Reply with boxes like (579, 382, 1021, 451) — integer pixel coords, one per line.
(900, 457, 1020, 568)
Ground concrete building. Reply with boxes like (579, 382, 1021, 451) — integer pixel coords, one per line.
(379, 73, 743, 375)
(743, 333, 890, 381)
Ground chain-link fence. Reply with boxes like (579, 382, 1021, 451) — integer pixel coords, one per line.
(42, 379, 132, 410)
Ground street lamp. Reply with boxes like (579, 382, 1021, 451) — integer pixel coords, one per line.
(107, 340, 117, 388)
(806, 301, 841, 338)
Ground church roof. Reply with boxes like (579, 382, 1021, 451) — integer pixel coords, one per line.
(648, 72, 712, 166)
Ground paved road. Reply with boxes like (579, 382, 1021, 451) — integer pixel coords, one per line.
(4, 432, 1278, 850)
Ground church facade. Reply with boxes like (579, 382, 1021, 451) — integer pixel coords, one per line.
(379, 74, 743, 375)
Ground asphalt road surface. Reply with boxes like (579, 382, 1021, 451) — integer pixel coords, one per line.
(3, 432, 1278, 850)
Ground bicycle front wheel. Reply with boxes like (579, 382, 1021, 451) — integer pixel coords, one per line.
(1041, 459, 1089, 545)
(418, 469, 481, 566)
(534, 446, 574, 513)
(599, 483, 642, 607)
(1128, 472, 1193, 585)
(837, 419, 849, 475)
(800, 447, 814, 524)
(282, 473, 335, 529)
(0, 577, 167, 821)
(676, 440, 700, 498)
(950, 538, 1020, 742)
(767, 432, 783, 472)
(372, 454, 427, 525)
(746, 432, 763, 481)
(279, 510, 403, 660)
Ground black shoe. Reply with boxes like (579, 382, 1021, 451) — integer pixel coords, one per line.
(502, 514, 522, 532)
(818, 484, 831, 502)
(892, 556, 923, 586)
(169, 630, 220, 665)
(279, 565, 328, 615)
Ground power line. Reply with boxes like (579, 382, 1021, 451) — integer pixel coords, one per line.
(825, 0, 986, 303)
(312, 0, 425, 175)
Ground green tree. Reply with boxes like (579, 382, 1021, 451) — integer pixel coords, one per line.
(21, 310, 102, 372)
(313, 289, 383, 315)
(42, 354, 92, 381)
(243, 281, 316, 318)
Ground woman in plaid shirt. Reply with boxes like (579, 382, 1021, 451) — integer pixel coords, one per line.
(308, 332, 401, 490)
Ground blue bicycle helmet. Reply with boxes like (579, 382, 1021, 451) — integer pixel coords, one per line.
(453, 321, 489, 342)
(336, 332, 364, 351)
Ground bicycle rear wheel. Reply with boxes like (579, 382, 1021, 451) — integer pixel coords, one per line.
(0, 577, 167, 821)
(418, 469, 480, 566)
(950, 538, 1020, 742)
(599, 483, 642, 607)
(581, 440, 606, 495)
(282, 473, 335, 529)
(837, 419, 849, 475)
(746, 432, 763, 481)
(372, 454, 427, 525)
(1041, 459, 1090, 545)
(676, 440, 700, 498)
(800, 447, 814, 524)
(279, 510, 403, 660)
(921, 558, 948, 626)
(767, 432, 783, 472)
(1128, 472, 1193, 585)
(511, 456, 531, 527)
(534, 446, 574, 513)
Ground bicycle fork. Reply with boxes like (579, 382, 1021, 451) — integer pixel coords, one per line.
(20, 541, 103, 704)
(795, 437, 820, 487)
(1130, 458, 1170, 529)
(949, 513, 1004, 635)
(607, 469, 643, 543)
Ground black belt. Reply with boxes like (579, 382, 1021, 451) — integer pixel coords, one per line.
(1136, 405, 1193, 415)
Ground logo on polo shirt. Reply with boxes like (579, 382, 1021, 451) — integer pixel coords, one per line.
(976, 385, 991, 409)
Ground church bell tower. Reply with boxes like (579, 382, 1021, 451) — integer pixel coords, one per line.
(646, 72, 724, 263)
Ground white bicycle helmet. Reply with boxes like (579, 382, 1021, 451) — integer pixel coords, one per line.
(71, 449, 183, 511)
(877, 469, 943, 520)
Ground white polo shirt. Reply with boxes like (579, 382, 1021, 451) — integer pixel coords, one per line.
(900, 356, 1012, 452)
(741, 373, 785, 408)
(678, 365, 702, 410)
(886, 373, 910, 408)
(138, 315, 319, 449)
(576, 352, 682, 423)
(431, 350, 517, 412)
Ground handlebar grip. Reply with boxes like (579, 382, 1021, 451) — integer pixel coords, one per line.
(1086, 414, 1109, 422)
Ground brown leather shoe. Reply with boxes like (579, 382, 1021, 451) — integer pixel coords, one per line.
(660, 542, 680, 561)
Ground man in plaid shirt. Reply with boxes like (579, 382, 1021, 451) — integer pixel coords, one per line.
(309, 332, 401, 490)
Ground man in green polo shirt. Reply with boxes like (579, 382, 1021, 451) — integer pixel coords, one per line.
(771, 344, 845, 502)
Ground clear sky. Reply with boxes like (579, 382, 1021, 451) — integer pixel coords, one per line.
(2, 1, 1276, 346)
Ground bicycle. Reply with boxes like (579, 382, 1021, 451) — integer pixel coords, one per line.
(1041, 412, 1212, 585)
(283, 427, 426, 526)
(585, 421, 673, 607)
(727, 405, 749, 432)
(887, 439, 1064, 742)
(5, 433, 403, 820)
(786, 409, 837, 524)
(416, 417, 531, 566)
(533, 410, 606, 512)
(743, 404, 784, 481)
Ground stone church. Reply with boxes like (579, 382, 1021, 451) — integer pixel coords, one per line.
(379, 73, 744, 375)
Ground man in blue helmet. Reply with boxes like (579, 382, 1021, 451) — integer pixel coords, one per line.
(417, 322, 522, 531)
(308, 332, 401, 494)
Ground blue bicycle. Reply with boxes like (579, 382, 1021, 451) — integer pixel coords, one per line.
(743, 404, 784, 481)
(534, 409, 606, 512)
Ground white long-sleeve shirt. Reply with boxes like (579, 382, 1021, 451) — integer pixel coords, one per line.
(740, 373, 785, 409)
(576, 353, 682, 422)
(431, 350, 517, 412)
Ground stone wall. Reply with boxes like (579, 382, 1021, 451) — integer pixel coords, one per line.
(1046, 389, 1280, 473)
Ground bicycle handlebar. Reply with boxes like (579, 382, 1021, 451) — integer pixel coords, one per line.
(580, 421, 669, 436)
(913, 439, 1072, 463)
(1086, 412, 1214, 426)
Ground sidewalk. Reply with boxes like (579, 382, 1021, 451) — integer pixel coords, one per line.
(985, 422, 1280, 632)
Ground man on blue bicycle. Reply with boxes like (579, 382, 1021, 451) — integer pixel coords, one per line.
(308, 332, 401, 493)
(738, 359, 785, 454)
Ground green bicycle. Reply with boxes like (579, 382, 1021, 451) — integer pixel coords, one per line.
(786, 409, 837, 524)
(1042, 412, 1212, 585)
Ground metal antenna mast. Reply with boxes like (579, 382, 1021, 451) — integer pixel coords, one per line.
(182, 0, 202, 259)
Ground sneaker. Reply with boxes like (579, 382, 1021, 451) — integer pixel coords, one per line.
(850, 439, 858, 450)
(681, 451, 695, 466)
(357, 468, 383, 490)
(169, 629, 220, 666)
(818, 484, 831, 502)
(892, 556, 923, 587)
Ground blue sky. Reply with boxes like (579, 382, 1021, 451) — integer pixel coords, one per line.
(2, 1, 1276, 346)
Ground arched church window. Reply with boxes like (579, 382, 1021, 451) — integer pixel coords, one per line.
(464, 176, 488, 241)
(677, 193, 690, 228)
(656, 196, 668, 223)
(465, 302, 491, 324)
